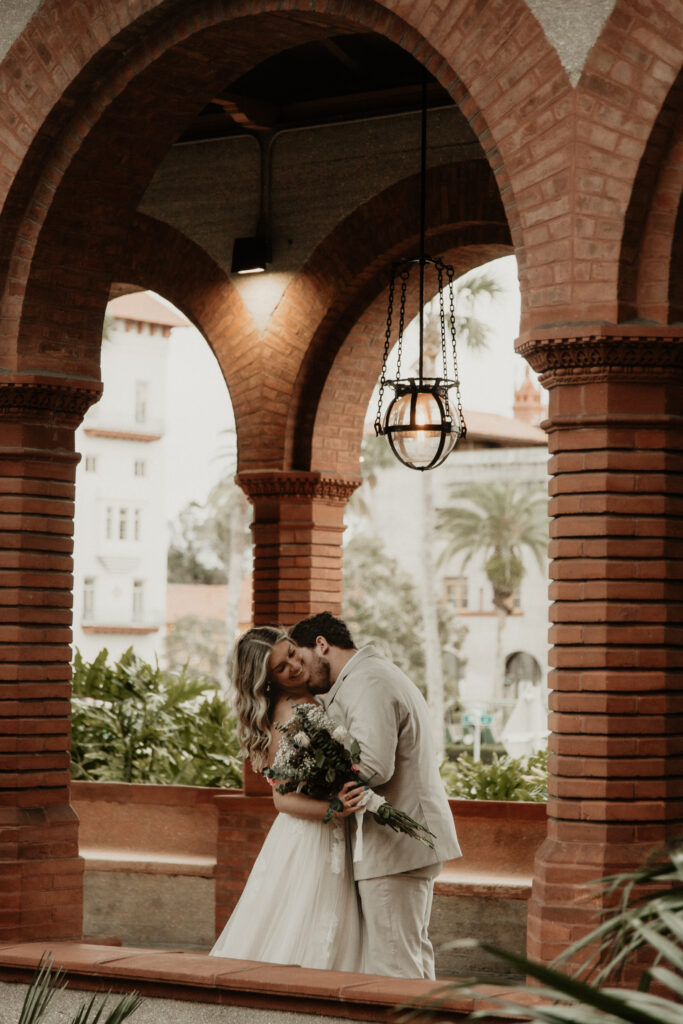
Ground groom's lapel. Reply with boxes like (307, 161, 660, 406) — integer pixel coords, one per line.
(321, 645, 376, 709)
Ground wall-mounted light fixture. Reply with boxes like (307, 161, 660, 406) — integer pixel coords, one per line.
(231, 235, 269, 274)
(231, 129, 273, 276)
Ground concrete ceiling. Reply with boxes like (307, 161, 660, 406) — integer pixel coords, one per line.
(178, 32, 454, 142)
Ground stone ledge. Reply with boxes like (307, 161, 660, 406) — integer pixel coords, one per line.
(70, 782, 226, 806)
(435, 876, 531, 901)
(0, 942, 533, 1022)
(79, 853, 530, 896)
(82, 850, 216, 877)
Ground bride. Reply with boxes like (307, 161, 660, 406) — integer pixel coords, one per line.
(210, 626, 366, 971)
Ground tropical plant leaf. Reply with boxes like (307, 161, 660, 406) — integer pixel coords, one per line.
(70, 649, 242, 787)
(17, 955, 142, 1024)
(18, 955, 64, 1024)
(417, 844, 683, 1024)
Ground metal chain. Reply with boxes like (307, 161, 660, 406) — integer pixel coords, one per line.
(435, 260, 449, 386)
(395, 267, 409, 379)
(375, 270, 396, 434)
(445, 262, 466, 439)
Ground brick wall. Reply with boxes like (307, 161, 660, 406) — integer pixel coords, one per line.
(0, 0, 681, 962)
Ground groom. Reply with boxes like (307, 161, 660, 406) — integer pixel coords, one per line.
(289, 611, 461, 979)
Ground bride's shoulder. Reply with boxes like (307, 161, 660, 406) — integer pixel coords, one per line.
(271, 696, 296, 727)
(270, 696, 320, 735)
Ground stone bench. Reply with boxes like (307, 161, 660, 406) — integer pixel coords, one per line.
(72, 782, 222, 949)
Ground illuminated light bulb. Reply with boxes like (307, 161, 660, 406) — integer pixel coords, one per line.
(383, 385, 462, 471)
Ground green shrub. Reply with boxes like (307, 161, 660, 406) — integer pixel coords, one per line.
(70, 648, 242, 788)
(444, 742, 507, 764)
(440, 749, 548, 802)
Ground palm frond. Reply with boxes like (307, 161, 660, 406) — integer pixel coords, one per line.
(415, 844, 683, 1024)
(17, 955, 142, 1024)
(18, 955, 64, 1024)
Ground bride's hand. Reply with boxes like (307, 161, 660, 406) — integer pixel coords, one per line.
(333, 780, 367, 819)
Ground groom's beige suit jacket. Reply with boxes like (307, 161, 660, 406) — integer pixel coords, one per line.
(320, 645, 462, 881)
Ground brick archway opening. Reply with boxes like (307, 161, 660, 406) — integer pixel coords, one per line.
(308, 237, 513, 477)
(284, 160, 512, 475)
(2, 1, 531, 945)
(618, 68, 683, 324)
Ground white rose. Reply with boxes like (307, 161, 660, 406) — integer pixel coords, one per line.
(293, 732, 310, 748)
(332, 726, 348, 742)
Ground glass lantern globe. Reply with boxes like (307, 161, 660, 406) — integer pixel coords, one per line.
(383, 382, 462, 471)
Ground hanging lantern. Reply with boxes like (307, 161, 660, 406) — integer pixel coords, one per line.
(374, 82, 466, 471)
(375, 256, 466, 471)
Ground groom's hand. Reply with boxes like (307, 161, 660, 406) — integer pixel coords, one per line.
(331, 781, 367, 819)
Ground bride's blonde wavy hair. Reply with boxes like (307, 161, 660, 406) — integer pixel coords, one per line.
(231, 626, 289, 773)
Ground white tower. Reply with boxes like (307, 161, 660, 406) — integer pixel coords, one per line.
(72, 292, 186, 664)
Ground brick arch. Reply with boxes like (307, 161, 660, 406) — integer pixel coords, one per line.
(113, 214, 260, 449)
(616, 69, 683, 323)
(309, 240, 512, 476)
(669, 199, 683, 322)
(0, 0, 572, 376)
(259, 159, 510, 473)
(5, 7, 365, 378)
(571, 0, 683, 327)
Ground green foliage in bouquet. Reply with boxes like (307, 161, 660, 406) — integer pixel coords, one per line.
(424, 841, 683, 1024)
(264, 702, 362, 817)
(265, 703, 435, 846)
(70, 648, 242, 788)
(440, 749, 548, 802)
(18, 954, 141, 1024)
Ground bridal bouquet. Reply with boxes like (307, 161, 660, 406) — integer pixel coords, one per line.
(264, 702, 435, 849)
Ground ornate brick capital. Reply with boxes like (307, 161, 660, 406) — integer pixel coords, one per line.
(516, 325, 683, 388)
(237, 470, 361, 504)
(0, 373, 102, 423)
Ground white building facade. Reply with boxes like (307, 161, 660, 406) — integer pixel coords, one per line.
(72, 293, 185, 664)
(356, 390, 550, 740)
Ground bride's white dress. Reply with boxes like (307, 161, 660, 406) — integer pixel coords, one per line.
(210, 812, 363, 971)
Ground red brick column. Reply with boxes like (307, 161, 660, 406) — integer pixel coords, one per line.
(0, 372, 101, 942)
(237, 470, 360, 626)
(517, 326, 683, 966)
(235, 470, 359, 795)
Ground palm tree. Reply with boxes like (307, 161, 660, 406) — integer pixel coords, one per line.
(413, 272, 504, 758)
(436, 481, 548, 703)
(349, 268, 508, 759)
(442, 270, 503, 352)
(202, 473, 251, 674)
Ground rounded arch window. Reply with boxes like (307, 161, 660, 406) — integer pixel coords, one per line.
(504, 651, 542, 698)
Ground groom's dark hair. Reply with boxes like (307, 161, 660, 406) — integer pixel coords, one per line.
(290, 611, 355, 650)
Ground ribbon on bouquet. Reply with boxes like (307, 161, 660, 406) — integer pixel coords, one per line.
(353, 789, 385, 862)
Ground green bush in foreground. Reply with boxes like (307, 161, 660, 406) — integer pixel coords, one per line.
(70, 648, 242, 788)
(440, 749, 548, 802)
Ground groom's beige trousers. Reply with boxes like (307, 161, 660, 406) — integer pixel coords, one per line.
(357, 862, 442, 979)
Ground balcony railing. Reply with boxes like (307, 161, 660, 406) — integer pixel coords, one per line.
(80, 607, 164, 632)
